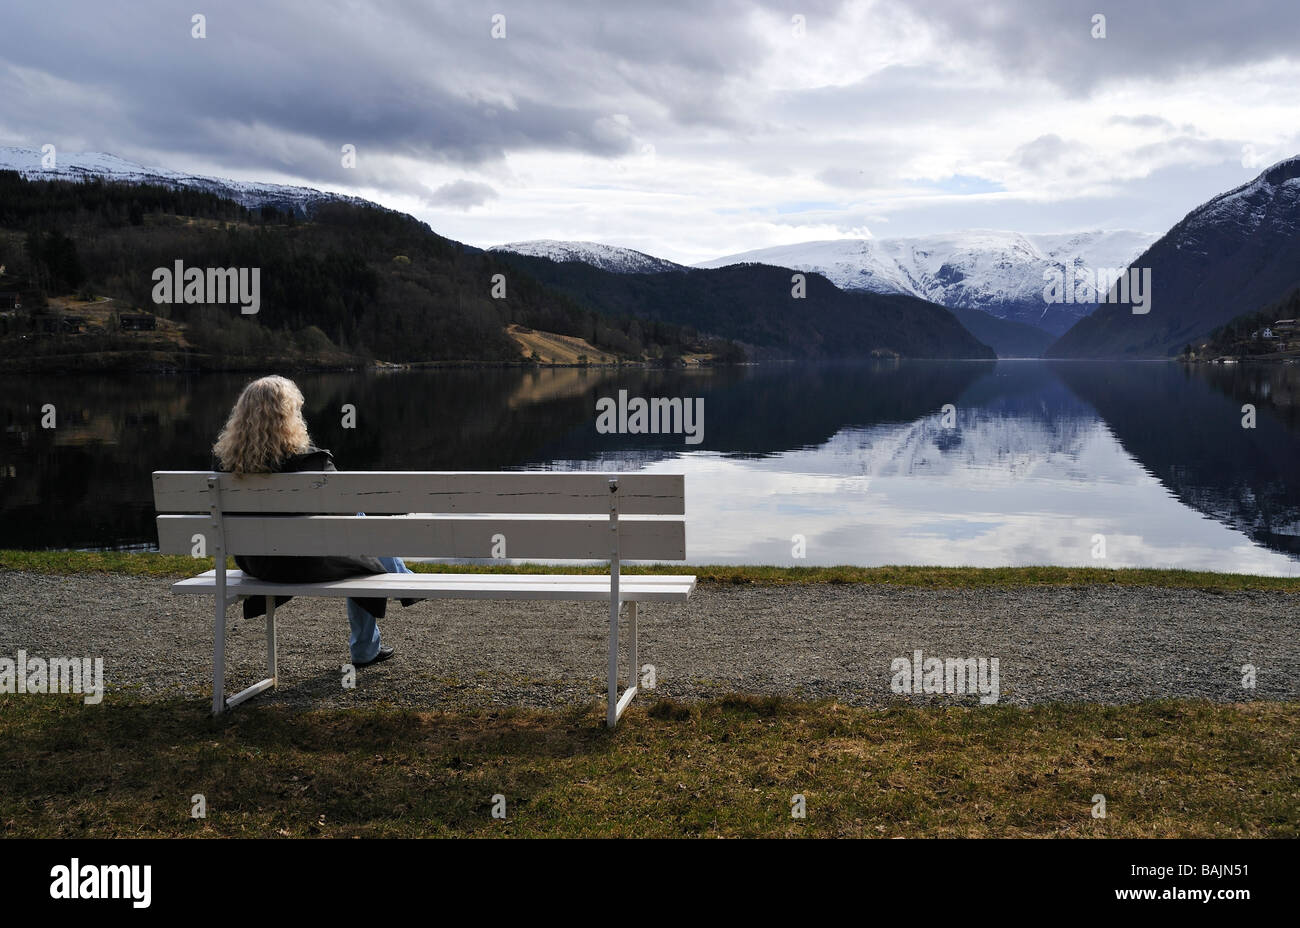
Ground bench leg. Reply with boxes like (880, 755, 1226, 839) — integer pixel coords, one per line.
(212, 594, 227, 715)
(266, 595, 278, 686)
(212, 595, 279, 715)
(607, 599, 640, 729)
(628, 600, 638, 700)
(607, 597, 620, 728)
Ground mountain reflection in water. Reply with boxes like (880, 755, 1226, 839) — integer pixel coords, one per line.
(1, 360, 1296, 575)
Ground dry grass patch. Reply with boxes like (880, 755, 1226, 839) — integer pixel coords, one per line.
(1, 696, 1295, 838)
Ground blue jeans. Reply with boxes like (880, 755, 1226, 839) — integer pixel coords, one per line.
(347, 556, 411, 663)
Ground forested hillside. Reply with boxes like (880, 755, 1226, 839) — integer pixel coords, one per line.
(1046, 157, 1300, 358)
(1197, 285, 1300, 360)
(494, 253, 995, 360)
(0, 172, 731, 369)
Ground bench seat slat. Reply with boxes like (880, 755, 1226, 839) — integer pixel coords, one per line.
(153, 471, 685, 515)
(157, 514, 685, 560)
(171, 569, 696, 603)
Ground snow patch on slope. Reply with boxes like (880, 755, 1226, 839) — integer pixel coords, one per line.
(698, 230, 1157, 331)
(491, 240, 686, 273)
(0, 146, 370, 216)
(1178, 156, 1300, 237)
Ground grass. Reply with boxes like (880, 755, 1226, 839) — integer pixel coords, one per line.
(3, 550, 1295, 837)
(3, 549, 1299, 591)
(1, 695, 1295, 838)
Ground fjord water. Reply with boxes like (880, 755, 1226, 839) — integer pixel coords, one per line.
(1, 361, 1297, 575)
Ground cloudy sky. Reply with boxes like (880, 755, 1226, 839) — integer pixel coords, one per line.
(2, 0, 1298, 263)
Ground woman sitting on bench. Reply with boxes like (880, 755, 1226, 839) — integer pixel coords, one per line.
(212, 375, 415, 667)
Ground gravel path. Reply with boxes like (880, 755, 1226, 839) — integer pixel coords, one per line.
(1, 570, 1297, 710)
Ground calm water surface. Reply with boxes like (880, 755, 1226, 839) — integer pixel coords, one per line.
(2, 360, 1298, 575)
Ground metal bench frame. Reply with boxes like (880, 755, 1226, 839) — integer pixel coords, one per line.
(156, 472, 692, 727)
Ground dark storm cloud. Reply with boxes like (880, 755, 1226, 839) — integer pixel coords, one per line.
(3, 4, 648, 160)
(907, 0, 1300, 94)
(0, 0, 840, 186)
(0, 0, 1295, 204)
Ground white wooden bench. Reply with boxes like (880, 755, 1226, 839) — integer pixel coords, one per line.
(153, 471, 694, 726)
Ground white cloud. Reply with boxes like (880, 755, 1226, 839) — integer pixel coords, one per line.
(426, 179, 499, 210)
(2, 0, 1299, 261)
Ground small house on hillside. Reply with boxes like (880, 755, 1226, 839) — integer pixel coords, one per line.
(119, 312, 156, 331)
(33, 312, 86, 334)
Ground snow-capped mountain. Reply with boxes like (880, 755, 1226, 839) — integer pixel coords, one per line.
(1048, 155, 1300, 358)
(0, 146, 369, 217)
(491, 240, 686, 273)
(699, 230, 1156, 335)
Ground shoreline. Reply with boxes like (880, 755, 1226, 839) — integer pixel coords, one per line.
(14, 354, 1299, 376)
(0, 353, 715, 375)
(3, 551, 1299, 590)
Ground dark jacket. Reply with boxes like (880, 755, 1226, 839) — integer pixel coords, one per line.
(214, 447, 391, 620)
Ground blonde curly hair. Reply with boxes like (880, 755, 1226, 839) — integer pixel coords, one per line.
(213, 375, 313, 475)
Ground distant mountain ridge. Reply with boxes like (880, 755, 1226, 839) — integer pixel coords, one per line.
(0, 148, 989, 362)
(1047, 156, 1300, 358)
(493, 231, 1153, 354)
(492, 251, 996, 361)
(0, 146, 370, 217)
(21, 144, 1289, 362)
(698, 230, 1156, 336)
(491, 240, 685, 273)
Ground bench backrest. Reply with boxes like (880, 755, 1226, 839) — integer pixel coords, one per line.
(153, 471, 685, 561)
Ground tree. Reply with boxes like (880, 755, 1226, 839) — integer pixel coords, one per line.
(24, 229, 85, 292)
